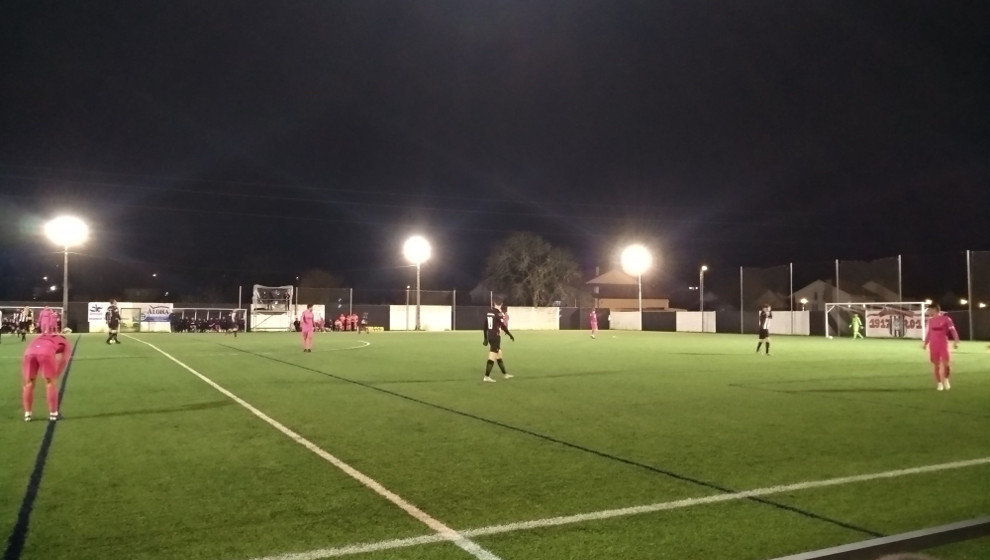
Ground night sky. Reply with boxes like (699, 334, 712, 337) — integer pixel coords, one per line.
(1, 1, 987, 303)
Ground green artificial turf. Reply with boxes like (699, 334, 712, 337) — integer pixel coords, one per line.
(2, 330, 988, 559)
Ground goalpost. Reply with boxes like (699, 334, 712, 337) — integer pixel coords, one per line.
(825, 301, 928, 339)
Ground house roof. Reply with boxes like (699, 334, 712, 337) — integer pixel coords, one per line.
(586, 269, 639, 286)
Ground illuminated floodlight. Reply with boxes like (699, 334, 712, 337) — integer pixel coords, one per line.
(699, 265, 708, 314)
(44, 215, 89, 331)
(403, 235, 431, 265)
(403, 236, 432, 330)
(44, 216, 89, 248)
(621, 244, 652, 329)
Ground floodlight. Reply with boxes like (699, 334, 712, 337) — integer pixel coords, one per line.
(403, 236, 432, 330)
(44, 215, 89, 331)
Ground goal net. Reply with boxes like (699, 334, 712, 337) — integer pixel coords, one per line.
(825, 302, 927, 339)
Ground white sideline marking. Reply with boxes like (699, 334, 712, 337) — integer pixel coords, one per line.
(131, 337, 502, 560)
(245, 456, 990, 560)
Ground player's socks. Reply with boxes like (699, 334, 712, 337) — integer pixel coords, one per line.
(756, 342, 762, 353)
(937, 382, 944, 391)
(496, 359, 507, 374)
(24, 412, 31, 422)
(46, 384, 58, 413)
(765, 343, 770, 355)
(485, 360, 495, 376)
(944, 378, 951, 390)
(22, 385, 32, 415)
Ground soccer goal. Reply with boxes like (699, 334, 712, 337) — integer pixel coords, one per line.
(825, 301, 927, 339)
(251, 284, 294, 331)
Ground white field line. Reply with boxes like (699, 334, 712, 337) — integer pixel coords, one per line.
(130, 337, 502, 560)
(245, 456, 990, 560)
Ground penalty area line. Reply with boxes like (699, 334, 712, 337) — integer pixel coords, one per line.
(129, 337, 502, 560)
(244, 456, 990, 560)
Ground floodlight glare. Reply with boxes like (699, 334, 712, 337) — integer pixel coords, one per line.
(45, 215, 89, 332)
(44, 216, 89, 248)
(403, 236, 432, 330)
(403, 235, 431, 265)
(621, 244, 652, 330)
(620, 244, 651, 277)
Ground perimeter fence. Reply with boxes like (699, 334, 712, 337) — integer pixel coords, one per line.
(707, 250, 990, 339)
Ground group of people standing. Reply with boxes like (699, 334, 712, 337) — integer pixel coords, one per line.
(757, 302, 962, 391)
(2, 306, 61, 342)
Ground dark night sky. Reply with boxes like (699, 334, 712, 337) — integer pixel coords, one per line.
(1, 1, 988, 302)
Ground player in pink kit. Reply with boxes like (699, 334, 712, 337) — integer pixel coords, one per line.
(37, 306, 58, 334)
(300, 304, 316, 352)
(589, 309, 599, 339)
(922, 303, 959, 391)
(22, 331, 72, 421)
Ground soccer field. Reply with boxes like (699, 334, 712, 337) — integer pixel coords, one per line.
(2, 330, 988, 560)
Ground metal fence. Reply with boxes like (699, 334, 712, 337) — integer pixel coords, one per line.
(705, 250, 990, 339)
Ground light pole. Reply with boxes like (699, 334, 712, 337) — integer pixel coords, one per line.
(699, 265, 708, 312)
(621, 244, 652, 330)
(403, 236, 431, 331)
(44, 216, 89, 331)
(699, 265, 708, 332)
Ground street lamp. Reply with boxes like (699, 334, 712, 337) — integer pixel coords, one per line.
(800, 297, 808, 311)
(403, 235, 431, 331)
(44, 216, 89, 331)
(621, 244, 652, 330)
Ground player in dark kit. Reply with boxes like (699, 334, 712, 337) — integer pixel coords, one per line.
(482, 299, 515, 382)
(755, 304, 772, 355)
(105, 299, 121, 344)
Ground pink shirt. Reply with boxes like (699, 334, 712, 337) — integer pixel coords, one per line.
(24, 333, 70, 357)
(924, 314, 959, 349)
(589, 312, 598, 325)
(300, 309, 315, 331)
(38, 308, 56, 333)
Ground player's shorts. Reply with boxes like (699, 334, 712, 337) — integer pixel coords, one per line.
(758, 328, 769, 339)
(19, 320, 32, 332)
(928, 345, 950, 364)
(107, 318, 120, 330)
(488, 336, 502, 353)
(22, 352, 58, 381)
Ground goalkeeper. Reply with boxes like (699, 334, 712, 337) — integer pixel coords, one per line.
(482, 298, 515, 383)
(850, 313, 864, 339)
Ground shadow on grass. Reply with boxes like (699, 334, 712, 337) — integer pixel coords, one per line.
(67, 400, 233, 420)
